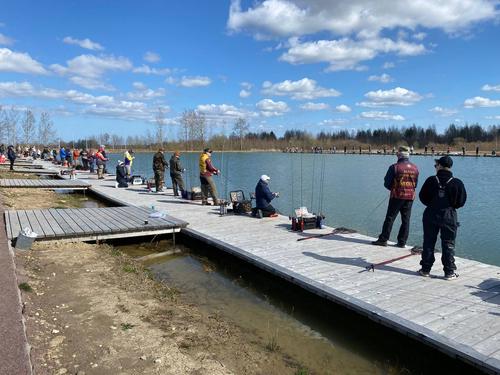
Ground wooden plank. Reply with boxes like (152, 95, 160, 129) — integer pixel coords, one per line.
(66, 209, 96, 235)
(8, 211, 21, 239)
(77, 208, 115, 233)
(16, 210, 32, 234)
(4, 212, 12, 239)
(48, 209, 75, 235)
(94, 208, 135, 232)
(24, 210, 45, 239)
(55, 209, 89, 235)
(32, 210, 55, 238)
(83, 208, 122, 233)
(38, 210, 64, 237)
(72, 209, 103, 233)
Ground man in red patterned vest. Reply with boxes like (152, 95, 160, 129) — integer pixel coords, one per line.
(372, 146, 419, 247)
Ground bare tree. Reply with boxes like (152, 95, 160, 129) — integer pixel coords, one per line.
(155, 107, 166, 147)
(233, 117, 249, 151)
(4, 106, 19, 145)
(0, 106, 5, 144)
(111, 134, 123, 149)
(38, 111, 56, 145)
(21, 109, 36, 145)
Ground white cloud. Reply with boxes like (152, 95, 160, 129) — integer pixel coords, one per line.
(368, 73, 393, 83)
(179, 76, 212, 87)
(383, 62, 395, 69)
(133, 64, 171, 75)
(262, 78, 340, 100)
(256, 98, 290, 117)
(239, 89, 251, 98)
(482, 84, 500, 92)
(281, 37, 425, 71)
(144, 51, 160, 63)
(429, 106, 458, 117)
(321, 118, 348, 126)
(241, 81, 253, 90)
(0, 81, 167, 122)
(464, 96, 500, 108)
(0, 33, 14, 45)
(485, 115, 500, 120)
(197, 103, 257, 120)
(335, 104, 352, 112)
(228, 1, 496, 71)
(63, 36, 104, 51)
(228, 0, 497, 37)
(360, 110, 405, 120)
(0, 48, 48, 74)
(51, 54, 132, 90)
(126, 82, 165, 100)
(358, 87, 422, 107)
(300, 102, 329, 111)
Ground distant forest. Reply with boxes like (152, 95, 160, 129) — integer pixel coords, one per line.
(1, 107, 499, 151)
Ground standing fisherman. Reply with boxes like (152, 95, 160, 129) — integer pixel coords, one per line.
(372, 146, 419, 247)
(199, 148, 220, 205)
(7, 145, 16, 171)
(152, 148, 168, 193)
(417, 156, 467, 279)
(124, 149, 135, 177)
(169, 151, 185, 197)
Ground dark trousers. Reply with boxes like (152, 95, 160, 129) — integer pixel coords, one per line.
(260, 204, 276, 217)
(9, 159, 14, 171)
(378, 198, 413, 244)
(420, 208, 458, 275)
(170, 173, 185, 196)
(200, 175, 218, 203)
(154, 170, 164, 192)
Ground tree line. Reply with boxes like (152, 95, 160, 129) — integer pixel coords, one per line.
(1, 105, 499, 151)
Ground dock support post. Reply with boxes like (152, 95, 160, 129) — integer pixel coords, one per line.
(172, 228, 176, 248)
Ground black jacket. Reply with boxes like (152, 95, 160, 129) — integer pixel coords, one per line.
(169, 155, 183, 175)
(419, 169, 467, 209)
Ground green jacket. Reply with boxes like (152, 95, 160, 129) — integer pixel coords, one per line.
(169, 155, 183, 175)
(152, 152, 168, 171)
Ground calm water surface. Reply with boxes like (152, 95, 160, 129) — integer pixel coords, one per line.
(108, 151, 499, 266)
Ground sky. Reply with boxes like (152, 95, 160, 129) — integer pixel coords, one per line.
(1, 0, 500, 140)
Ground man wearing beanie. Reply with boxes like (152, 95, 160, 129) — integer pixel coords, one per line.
(372, 146, 419, 247)
(417, 156, 467, 280)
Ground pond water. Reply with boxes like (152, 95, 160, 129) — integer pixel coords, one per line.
(107, 151, 499, 266)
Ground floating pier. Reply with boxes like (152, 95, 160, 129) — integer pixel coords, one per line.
(5, 206, 187, 242)
(0, 179, 90, 189)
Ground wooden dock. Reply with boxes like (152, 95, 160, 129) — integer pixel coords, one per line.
(0, 179, 90, 189)
(5, 206, 188, 242)
(71, 171, 500, 374)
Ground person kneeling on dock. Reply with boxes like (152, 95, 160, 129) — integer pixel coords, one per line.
(372, 146, 419, 247)
(115, 161, 129, 188)
(417, 156, 467, 280)
(254, 175, 279, 218)
(153, 148, 168, 193)
(199, 148, 220, 205)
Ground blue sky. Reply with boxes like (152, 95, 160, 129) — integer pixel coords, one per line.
(1, 0, 500, 140)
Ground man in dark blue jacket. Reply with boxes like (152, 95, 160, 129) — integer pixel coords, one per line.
(418, 156, 467, 280)
(254, 175, 279, 218)
(7, 145, 16, 171)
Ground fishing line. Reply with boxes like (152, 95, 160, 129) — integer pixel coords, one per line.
(310, 152, 316, 212)
(359, 194, 389, 235)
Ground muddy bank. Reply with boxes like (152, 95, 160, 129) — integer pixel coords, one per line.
(17, 241, 305, 374)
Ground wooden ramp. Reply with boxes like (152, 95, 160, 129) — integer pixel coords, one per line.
(0, 179, 90, 189)
(0, 168, 59, 175)
(5, 206, 188, 242)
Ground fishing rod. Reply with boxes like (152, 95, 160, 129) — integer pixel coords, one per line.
(364, 246, 423, 272)
(297, 226, 356, 241)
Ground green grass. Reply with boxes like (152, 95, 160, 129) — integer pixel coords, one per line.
(295, 369, 309, 375)
(121, 323, 135, 331)
(122, 264, 138, 274)
(18, 282, 32, 292)
(265, 329, 280, 352)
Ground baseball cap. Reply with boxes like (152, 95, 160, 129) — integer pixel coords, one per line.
(435, 156, 453, 168)
(260, 174, 271, 182)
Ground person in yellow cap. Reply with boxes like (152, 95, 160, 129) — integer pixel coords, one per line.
(169, 151, 185, 196)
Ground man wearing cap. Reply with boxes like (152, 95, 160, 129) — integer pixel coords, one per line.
(199, 148, 220, 205)
(169, 151, 185, 197)
(372, 146, 419, 247)
(254, 175, 279, 218)
(152, 148, 168, 192)
(417, 156, 467, 280)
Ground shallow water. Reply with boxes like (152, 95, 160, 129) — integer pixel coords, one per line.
(117, 239, 481, 374)
(108, 151, 500, 267)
